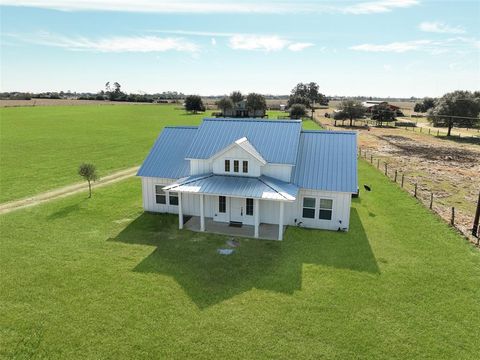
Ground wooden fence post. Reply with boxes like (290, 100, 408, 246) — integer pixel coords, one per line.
(437, 129, 439, 136)
(401, 174, 404, 188)
(472, 192, 480, 238)
(451, 207, 455, 226)
(429, 192, 433, 209)
(377, 159, 380, 169)
(394, 170, 397, 182)
(384, 163, 388, 176)
(428, 128, 431, 135)
(370, 154, 373, 163)
(414, 183, 417, 198)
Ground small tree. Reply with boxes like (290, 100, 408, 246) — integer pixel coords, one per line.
(230, 91, 244, 105)
(78, 163, 99, 198)
(414, 97, 435, 113)
(338, 99, 366, 127)
(289, 104, 307, 119)
(185, 95, 205, 113)
(288, 82, 328, 119)
(245, 93, 267, 117)
(216, 96, 234, 115)
(428, 91, 480, 136)
(371, 103, 396, 126)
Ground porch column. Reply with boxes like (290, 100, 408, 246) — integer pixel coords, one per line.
(200, 194, 205, 232)
(254, 198, 259, 238)
(178, 192, 183, 230)
(278, 201, 284, 241)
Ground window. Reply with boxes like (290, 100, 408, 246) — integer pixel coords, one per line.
(246, 198, 253, 215)
(302, 197, 315, 218)
(169, 192, 178, 206)
(319, 199, 333, 220)
(243, 161, 248, 173)
(219, 196, 226, 213)
(225, 159, 230, 172)
(155, 185, 166, 204)
(233, 160, 239, 173)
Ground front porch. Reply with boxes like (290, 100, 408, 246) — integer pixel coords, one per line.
(184, 216, 284, 241)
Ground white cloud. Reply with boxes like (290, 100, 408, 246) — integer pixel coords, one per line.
(350, 37, 479, 54)
(8, 32, 199, 53)
(1, 0, 419, 14)
(288, 42, 314, 51)
(211, 38, 217, 46)
(351, 40, 431, 53)
(383, 64, 392, 71)
(419, 21, 466, 34)
(228, 35, 313, 52)
(343, 0, 419, 15)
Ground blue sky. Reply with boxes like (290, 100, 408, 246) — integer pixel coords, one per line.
(1, 0, 479, 97)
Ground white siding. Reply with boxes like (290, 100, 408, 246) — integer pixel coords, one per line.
(261, 164, 293, 182)
(212, 146, 262, 177)
(189, 159, 212, 175)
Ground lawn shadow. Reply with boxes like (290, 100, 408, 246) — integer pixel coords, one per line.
(111, 209, 378, 309)
(437, 134, 480, 145)
(47, 200, 86, 220)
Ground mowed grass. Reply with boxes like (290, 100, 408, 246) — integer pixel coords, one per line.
(0, 106, 319, 202)
(1, 161, 478, 359)
(0, 105, 209, 202)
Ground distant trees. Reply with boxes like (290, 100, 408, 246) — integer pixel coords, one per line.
(78, 163, 99, 198)
(105, 81, 126, 101)
(230, 91, 244, 105)
(287, 82, 328, 118)
(371, 103, 396, 126)
(246, 93, 267, 116)
(427, 91, 480, 136)
(414, 97, 435, 113)
(216, 96, 234, 114)
(337, 100, 366, 126)
(185, 95, 205, 113)
(289, 104, 307, 119)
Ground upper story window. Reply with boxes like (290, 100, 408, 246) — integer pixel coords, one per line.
(233, 160, 239, 173)
(225, 159, 230, 172)
(155, 185, 166, 204)
(243, 161, 248, 173)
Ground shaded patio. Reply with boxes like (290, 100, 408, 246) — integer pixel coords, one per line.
(184, 216, 284, 241)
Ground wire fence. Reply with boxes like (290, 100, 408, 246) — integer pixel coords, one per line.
(358, 147, 480, 246)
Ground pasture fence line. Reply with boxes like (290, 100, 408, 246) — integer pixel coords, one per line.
(357, 147, 480, 246)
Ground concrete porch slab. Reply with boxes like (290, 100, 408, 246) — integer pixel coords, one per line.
(184, 216, 284, 240)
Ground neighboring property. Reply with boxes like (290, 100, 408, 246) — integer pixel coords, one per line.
(137, 118, 357, 240)
(223, 100, 266, 118)
(362, 101, 404, 116)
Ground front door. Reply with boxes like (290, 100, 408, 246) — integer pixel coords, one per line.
(230, 197, 244, 223)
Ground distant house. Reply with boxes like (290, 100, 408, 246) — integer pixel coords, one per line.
(137, 118, 358, 240)
(362, 101, 403, 116)
(223, 100, 266, 118)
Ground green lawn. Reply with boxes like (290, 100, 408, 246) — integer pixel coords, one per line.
(0, 105, 319, 202)
(1, 161, 478, 359)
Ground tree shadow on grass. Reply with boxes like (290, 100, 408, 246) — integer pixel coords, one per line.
(47, 200, 87, 220)
(111, 209, 378, 308)
(436, 135, 480, 145)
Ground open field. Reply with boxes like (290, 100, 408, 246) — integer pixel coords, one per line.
(316, 114, 480, 241)
(0, 105, 319, 203)
(1, 162, 478, 359)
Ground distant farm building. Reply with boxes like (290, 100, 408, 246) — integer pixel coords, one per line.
(223, 100, 266, 118)
(362, 101, 404, 116)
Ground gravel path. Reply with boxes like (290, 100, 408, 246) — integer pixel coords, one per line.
(0, 166, 139, 215)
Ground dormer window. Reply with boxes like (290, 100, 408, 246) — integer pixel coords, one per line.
(243, 161, 248, 173)
(233, 160, 239, 173)
(225, 159, 230, 172)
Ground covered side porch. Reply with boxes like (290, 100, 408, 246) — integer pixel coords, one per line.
(163, 173, 299, 241)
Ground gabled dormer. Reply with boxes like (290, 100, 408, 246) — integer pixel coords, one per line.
(210, 137, 266, 177)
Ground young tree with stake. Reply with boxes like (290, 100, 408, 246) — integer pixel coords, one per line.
(78, 163, 99, 198)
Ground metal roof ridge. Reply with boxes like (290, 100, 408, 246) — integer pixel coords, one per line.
(258, 176, 291, 201)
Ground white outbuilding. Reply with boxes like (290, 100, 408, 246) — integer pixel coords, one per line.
(138, 118, 357, 240)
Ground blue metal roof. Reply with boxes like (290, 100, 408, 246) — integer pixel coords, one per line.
(164, 174, 299, 201)
(137, 126, 198, 179)
(293, 130, 358, 193)
(185, 118, 302, 165)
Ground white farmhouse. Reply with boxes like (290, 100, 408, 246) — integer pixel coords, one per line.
(138, 118, 357, 240)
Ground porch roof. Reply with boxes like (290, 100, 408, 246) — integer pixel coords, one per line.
(163, 174, 298, 201)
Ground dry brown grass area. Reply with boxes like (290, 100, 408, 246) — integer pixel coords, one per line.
(317, 115, 480, 243)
